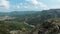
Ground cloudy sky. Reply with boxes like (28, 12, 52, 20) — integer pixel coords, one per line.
(0, 0, 60, 12)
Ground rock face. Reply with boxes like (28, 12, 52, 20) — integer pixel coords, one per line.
(30, 20, 60, 34)
(10, 30, 27, 34)
(10, 30, 20, 34)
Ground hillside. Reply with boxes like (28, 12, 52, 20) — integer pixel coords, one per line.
(24, 9, 60, 25)
(0, 9, 60, 25)
(0, 9, 60, 34)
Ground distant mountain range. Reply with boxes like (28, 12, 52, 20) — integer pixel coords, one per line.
(0, 9, 60, 25)
(0, 11, 37, 16)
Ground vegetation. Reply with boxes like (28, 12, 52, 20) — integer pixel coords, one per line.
(0, 21, 33, 34)
(0, 9, 60, 34)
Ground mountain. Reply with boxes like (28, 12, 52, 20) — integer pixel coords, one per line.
(0, 9, 60, 25)
(0, 9, 60, 34)
(0, 11, 37, 16)
(24, 9, 60, 25)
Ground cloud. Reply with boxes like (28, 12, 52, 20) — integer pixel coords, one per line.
(26, 0, 49, 10)
(16, 3, 24, 8)
(30, 0, 38, 5)
(57, 0, 60, 1)
(49, 5, 60, 9)
(24, 6, 28, 8)
(0, 0, 10, 9)
(39, 2, 49, 10)
(17, 5, 20, 8)
(16, 5, 28, 9)
(26, 0, 38, 5)
(16, 4, 39, 11)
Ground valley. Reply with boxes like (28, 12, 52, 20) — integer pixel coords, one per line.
(0, 9, 60, 34)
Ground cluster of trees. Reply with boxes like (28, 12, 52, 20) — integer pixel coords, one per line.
(0, 21, 33, 34)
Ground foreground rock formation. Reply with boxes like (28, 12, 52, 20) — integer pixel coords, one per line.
(30, 20, 60, 34)
(9, 19, 60, 34)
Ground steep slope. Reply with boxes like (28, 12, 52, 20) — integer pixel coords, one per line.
(25, 9, 60, 25)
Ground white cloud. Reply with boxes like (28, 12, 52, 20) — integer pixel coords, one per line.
(17, 3, 25, 8)
(16, 5, 28, 9)
(35, 7, 38, 8)
(20, 3, 23, 6)
(49, 5, 60, 9)
(26, 0, 49, 10)
(16, 3, 24, 8)
(57, 0, 60, 1)
(16, 4, 39, 10)
(17, 5, 20, 8)
(0, 0, 10, 9)
(26, 0, 38, 5)
(39, 2, 49, 10)
(31, 0, 38, 5)
(51, 0, 60, 2)
(24, 6, 28, 8)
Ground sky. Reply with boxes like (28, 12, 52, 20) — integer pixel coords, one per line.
(0, 0, 60, 12)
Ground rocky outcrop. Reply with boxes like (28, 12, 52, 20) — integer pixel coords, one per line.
(29, 20, 60, 34)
